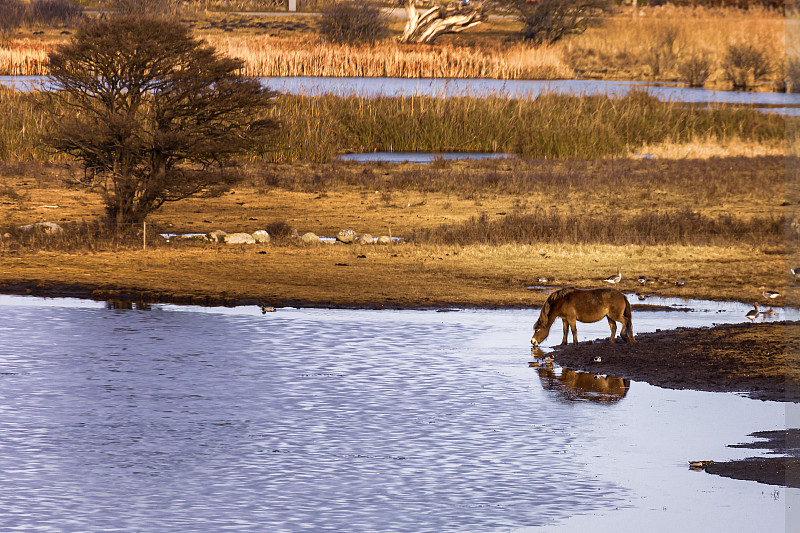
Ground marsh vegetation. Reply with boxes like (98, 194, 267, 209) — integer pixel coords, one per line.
(0, 4, 789, 90)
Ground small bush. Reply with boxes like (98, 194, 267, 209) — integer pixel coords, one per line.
(722, 42, 772, 90)
(110, 0, 187, 18)
(506, 0, 611, 46)
(0, 0, 26, 36)
(786, 57, 800, 93)
(318, 0, 389, 45)
(28, 0, 82, 26)
(644, 24, 681, 79)
(678, 51, 714, 88)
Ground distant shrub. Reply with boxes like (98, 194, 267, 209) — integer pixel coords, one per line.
(110, 0, 187, 17)
(318, 0, 389, 45)
(786, 57, 800, 93)
(504, 0, 612, 45)
(644, 24, 681, 78)
(722, 42, 772, 90)
(0, 0, 28, 36)
(29, 0, 82, 26)
(0, 0, 81, 32)
(678, 51, 714, 88)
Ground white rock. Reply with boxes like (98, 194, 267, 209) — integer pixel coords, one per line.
(357, 233, 374, 244)
(377, 235, 392, 245)
(225, 232, 256, 244)
(18, 222, 63, 234)
(301, 232, 320, 244)
(208, 230, 227, 242)
(252, 230, 271, 244)
(337, 229, 357, 243)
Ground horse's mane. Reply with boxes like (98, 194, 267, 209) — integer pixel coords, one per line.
(539, 287, 573, 322)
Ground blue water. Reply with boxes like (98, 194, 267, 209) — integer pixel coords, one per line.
(3, 76, 798, 115)
(0, 294, 796, 532)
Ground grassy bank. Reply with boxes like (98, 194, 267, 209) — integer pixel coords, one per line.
(0, 7, 788, 89)
(1, 86, 787, 162)
(0, 156, 790, 307)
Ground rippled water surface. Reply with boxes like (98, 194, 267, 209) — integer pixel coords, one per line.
(0, 294, 796, 532)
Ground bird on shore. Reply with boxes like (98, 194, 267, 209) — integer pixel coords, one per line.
(604, 267, 621, 284)
(675, 279, 685, 287)
(745, 304, 759, 321)
(637, 276, 647, 285)
(760, 286, 780, 302)
(791, 267, 800, 282)
(259, 303, 276, 314)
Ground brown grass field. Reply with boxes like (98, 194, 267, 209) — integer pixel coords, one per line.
(0, 154, 793, 309)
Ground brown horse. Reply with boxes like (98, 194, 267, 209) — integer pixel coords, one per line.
(531, 287, 636, 347)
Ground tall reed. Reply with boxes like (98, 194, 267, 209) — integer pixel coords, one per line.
(1, 86, 787, 163)
(263, 90, 786, 162)
(208, 35, 572, 79)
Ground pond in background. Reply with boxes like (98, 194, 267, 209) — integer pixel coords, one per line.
(0, 293, 797, 532)
(3, 75, 798, 115)
(337, 152, 514, 163)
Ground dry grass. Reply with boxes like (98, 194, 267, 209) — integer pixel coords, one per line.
(207, 34, 572, 79)
(0, 153, 790, 307)
(0, 6, 788, 87)
(0, 38, 54, 76)
(562, 6, 786, 88)
(634, 136, 785, 159)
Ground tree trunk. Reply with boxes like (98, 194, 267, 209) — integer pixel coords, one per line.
(399, 0, 486, 44)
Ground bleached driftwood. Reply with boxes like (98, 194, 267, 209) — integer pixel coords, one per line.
(399, 0, 487, 44)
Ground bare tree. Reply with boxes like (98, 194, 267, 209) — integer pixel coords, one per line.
(44, 16, 279, 226)
(399, 0, 489, 44)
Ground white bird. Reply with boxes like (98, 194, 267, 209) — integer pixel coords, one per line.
(637, 276, 647, 285)
(604, 267, 621, 284)
(745, 304, 759, 321)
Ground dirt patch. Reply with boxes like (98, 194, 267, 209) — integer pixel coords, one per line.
(550, 321, 800, 403)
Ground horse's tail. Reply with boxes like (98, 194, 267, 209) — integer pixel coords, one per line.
(623, 295, 636, 342)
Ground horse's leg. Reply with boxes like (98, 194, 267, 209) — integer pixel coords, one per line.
(606, 316, 617, 343)
(570, 320, 578, 345)
(561, 318, 569, 345)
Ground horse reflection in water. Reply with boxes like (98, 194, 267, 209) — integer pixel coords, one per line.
(531, 287, 635, 347)
(537, 365, 630, 403)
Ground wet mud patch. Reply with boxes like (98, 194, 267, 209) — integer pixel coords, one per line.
(550, 321, 800, 403)
(705, 430, 800, 488)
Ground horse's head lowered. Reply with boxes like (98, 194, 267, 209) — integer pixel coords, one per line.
(531, 293, 557, 347)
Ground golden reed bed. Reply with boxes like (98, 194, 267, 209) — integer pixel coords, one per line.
(0, 7, 787, 83)
(208, 36, 571, 79)
(0, 35, 571, 79)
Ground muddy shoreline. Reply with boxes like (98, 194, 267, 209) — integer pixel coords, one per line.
(550, 321, 800, 489)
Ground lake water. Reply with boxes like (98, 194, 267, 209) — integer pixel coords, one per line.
(0, 293, 797, 532)
(3, 75, 798, 115)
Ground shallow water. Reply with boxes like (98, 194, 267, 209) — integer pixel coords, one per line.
(337, 152, 513, 163)
(0, 294, 797, 532)
(3, 76, 798, 115)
